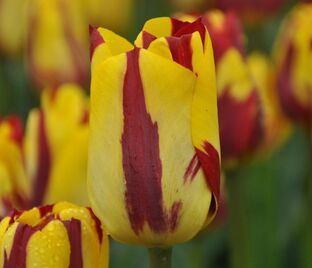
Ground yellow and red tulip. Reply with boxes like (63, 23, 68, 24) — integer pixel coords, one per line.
(26, 0, 89, 88)
(0, 202, 109, 268)
(0, 116, 29, 218)
(88, 17, 220, 246)
(0, 0, 25, 56)
(24, 84, 89, 207)
(247, 53, 290, 150)
(274, 4, 312, 128)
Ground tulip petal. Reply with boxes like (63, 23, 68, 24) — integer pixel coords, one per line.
(135, 17, 172, 47)
(45, 127, 89, 206)
(191, 32, 221, 225)
(90, 27, 134, 67)
(135, 18, 221, 222)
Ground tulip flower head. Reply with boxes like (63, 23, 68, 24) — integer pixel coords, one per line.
(24, 84, 90, 207)
(0, 117, 29, 218)
(274, 4, 312, 128)
(0, 202, 109, 268)
(88, 17, 220, 246)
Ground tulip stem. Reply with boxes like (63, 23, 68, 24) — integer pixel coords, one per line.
(301, 146, 312, 268)
(148, 247, 172, 268)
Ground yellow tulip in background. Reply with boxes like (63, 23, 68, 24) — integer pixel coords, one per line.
(88, 17, 220, 249)
(26, 0, 89, 88)
(80, 0, 134, 32)
(247, 53, 290, 151)
(0, 202, 109, 268)
(24, 84, 90, 207)
(274, 3, 312, 128)
(0, 0, 26, 56)
(0, 117, 29, 218)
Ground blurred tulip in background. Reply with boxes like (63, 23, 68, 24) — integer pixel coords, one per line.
(0, 0, 26, 56)
(26, 0, 89, 89)
(0, 117, 29, 218)
(247, 53, 291, 150)
(80, 0, 134, 32)
(24, 84, 89, 207)
(274, 3, 312, 128)
(215, 0, 286, 25)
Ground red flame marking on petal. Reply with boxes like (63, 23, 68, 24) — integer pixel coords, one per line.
(89, 26, 105, 60)
(122, 48, 167, 234)
(183, 154, 201, 183)
(142, 31, 157, 49)
(195, 142, 220, 200)
(63, 219, 83, 268)
(31, 110, 51, 207)
(166, 35, 193, 71)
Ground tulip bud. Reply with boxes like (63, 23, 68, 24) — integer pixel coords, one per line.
(247, 53, 290, 150)
(88, 18, 220, 246)
(24, 84, 89, 207)
(0, 202, 109, 268)
(274, 4, 312, 128)
(0, 117, 29, 218)
(26, 0, 89, 88)
(0, 0, 25, 56)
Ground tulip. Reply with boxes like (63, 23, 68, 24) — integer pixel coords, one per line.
(88, 17, 220, 251)
(24, 84, 90, 207)
(247, 53, 290, 150)
(274, 4, 312, 128)
(26, 0, 89, 88)
(0, 0, 25, 55)
(0, 202, 109, 268)
(0, 116, 29, 218)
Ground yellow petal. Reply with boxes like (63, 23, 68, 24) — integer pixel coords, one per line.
(45, 126, 89, 206)
(27, 220, 70, 268)
(90, 27, 134, 68)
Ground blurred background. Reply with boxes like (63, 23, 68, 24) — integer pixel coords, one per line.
(0, 0, 311, 267)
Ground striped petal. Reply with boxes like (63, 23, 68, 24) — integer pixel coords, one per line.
(136, 17, 220, 225)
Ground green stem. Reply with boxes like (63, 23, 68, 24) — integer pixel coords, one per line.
(301, 147, 312, 268)
(148, 247, 172, 268)
(227, 161, 279, 268)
